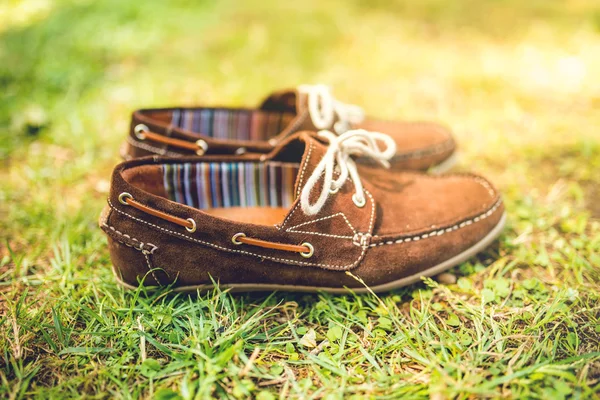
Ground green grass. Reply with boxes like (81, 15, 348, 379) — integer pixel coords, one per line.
(1, 0, 600, 398)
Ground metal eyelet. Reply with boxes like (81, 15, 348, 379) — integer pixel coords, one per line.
(232, 232, 246, 245)
(268, 138, 278, 146)
(300, 242, 314, 258)
(235, 147, 247, 155)
(352, 193, 366, 208)
(118, 192, 133, 205)
(134, 124, 149, 140)
(196, 139, 208, 156)
(185, 218, 197, 233)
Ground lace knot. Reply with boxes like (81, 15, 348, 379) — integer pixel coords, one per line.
(299, 84, 365, 133)
(300, 129, 396, 216)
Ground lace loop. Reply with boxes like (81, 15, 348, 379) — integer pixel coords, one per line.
(300, 129, 396, 216)
(299, 84, 365, 133)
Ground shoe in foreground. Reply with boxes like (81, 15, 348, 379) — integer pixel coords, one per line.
(102, 131, 503, 293)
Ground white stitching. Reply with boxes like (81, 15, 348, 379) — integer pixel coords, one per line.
(286, 231, 354, 240)
(472, 175, 496, 198)
(365, 189, 375, 233)
(295, 141, 313, 197)
(102, 223, 158, 254)
(142, 252, 162, 285)
(369, 199, 502, 248)
(281, 179, 375, 243)
(280, 151, 365, 234)
(353, 232, 372, 248)
(286, 212, 357, 239)
(107, 199, 366, 271)
(278, 141, 314, 231)
(393, 137, 455, 160)
(278, 198, 300, 231)
(102, 223, 161, 283)
(287, 212, 356, 233)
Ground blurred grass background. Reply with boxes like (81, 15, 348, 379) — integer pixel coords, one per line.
(1, 0, 600, 398)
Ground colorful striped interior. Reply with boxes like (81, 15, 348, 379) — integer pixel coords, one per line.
(170, 108, 296, 141)
(162, 162, 300, 209)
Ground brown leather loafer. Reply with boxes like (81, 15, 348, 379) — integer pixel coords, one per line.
(122, 84, 457, 173)
(102, 130, 503, 293)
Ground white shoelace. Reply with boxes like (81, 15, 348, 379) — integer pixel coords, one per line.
(300, 129, 397, 216)
(298, 84, 365, 134)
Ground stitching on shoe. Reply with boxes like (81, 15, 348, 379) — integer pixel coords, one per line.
(278, 200, 301, 231)
(286, 230, 354, 239)
(286, 212, 357, 238)
(369, 199, 502, 248)
(102, 223, 161, 283)
(365, 189, 375, 233)
(471, 175, 496, 198)
(392, 137, 455, 160)
(294, 141, 313, 198)
(102, 223, 158, 254)
(281, 175, 374, 243)
(142, 252, 162, 285)
(277, 109, 309, 141)
(281, 142, 367, 233)
(107, 199, 367, 271)
(126, 136, 184, 157)
(353, 232, 372, 248)
(278, 141, 313, 231)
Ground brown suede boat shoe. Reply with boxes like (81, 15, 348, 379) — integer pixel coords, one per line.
(102, 129, 503, 293)
(122, 84, 457, 173)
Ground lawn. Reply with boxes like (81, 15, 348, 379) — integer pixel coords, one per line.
(1, 0, 600, 398)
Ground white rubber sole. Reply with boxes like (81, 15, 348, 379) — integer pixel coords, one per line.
(114, 212, 506, 294)
(429, 152, 459, 175)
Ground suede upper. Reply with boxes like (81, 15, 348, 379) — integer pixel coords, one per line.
(122, 87, 456, 172)
(102, 131, 503, 291)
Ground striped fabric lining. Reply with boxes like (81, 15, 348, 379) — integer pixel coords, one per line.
(162, 162, 300, 209)
(171, 108, 296, 141)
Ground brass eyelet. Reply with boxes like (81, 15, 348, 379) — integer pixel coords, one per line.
(196, 139, 208, 156)
(118, 192, 133, 205)
(185, 218, 197, 233)
(352, 193, 366, 208)
(235, 147, 247, 155)
(134, 124, 149, 140)
(300, 242, 314, 258)
(232, 232, 246, 245)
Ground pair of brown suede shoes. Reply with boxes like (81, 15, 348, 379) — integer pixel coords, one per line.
(100, 85, 505, 293)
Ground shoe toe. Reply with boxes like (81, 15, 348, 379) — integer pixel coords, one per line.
(356, 119, 456, 171)
(354, 173, 505, 288)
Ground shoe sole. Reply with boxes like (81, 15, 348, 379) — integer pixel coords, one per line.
(113, 212, 506, 294)
(429, 152, 459, 175)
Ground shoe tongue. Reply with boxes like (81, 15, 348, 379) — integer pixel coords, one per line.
(259, 89, 307, 114)
(259, 88, 319, 132)
(274, 132, 377, 240)
(266, 131, 328, 196)
(259, 88, 300, 113)
(292, 133, 329, 197)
